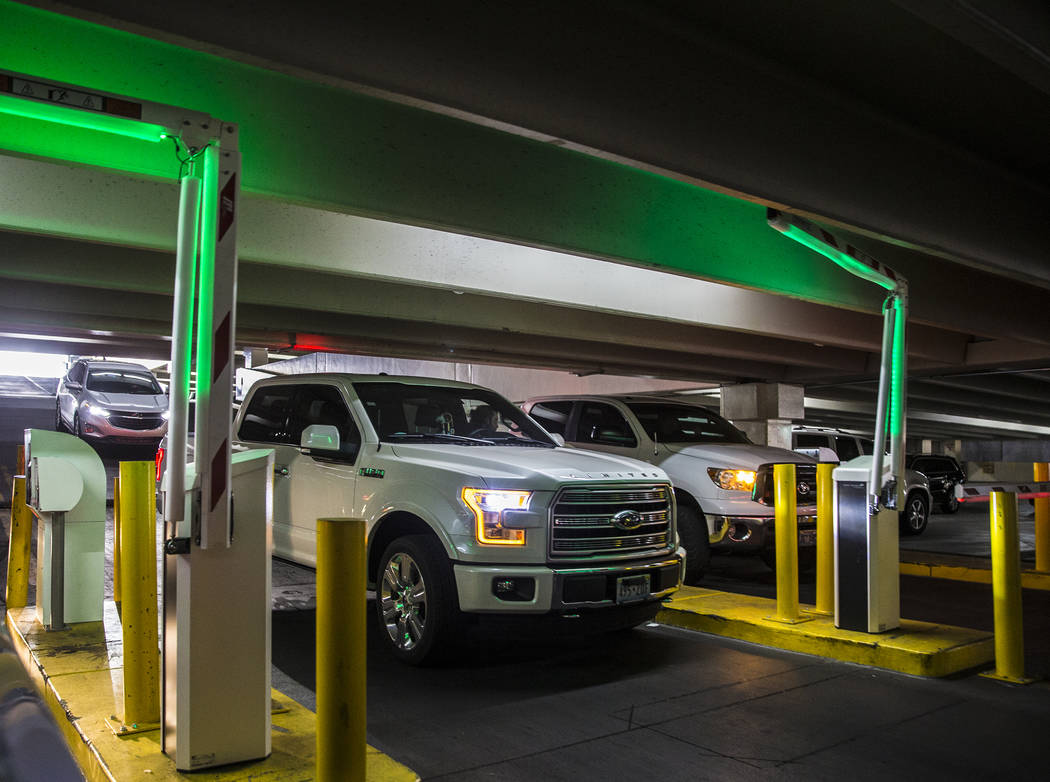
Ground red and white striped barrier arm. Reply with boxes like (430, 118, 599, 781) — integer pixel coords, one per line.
(958, 482, 1050, 503)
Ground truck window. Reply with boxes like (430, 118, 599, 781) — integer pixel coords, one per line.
(628, 402, 748, 444)
(295, 385, 361, 460)
(527, 400, 572, 435)
(795, 434, 828, 450)
(238, 385, 298, 444)
(576, 403, 637, 447)
(834, 436, 860, 461)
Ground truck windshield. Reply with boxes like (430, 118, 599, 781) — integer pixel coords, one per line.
(626, 402, 749, 444)
(353, 382, 556, 446)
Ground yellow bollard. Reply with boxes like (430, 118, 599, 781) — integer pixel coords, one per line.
(813, 463, 835, 616)
(5, 476, 32, 609)
(983, 491, 1031, 684)
(1034, 463, 1049, 573)
(767, 464, 810, 624)
(112, 477, 122, 605)
(118, 462, 160, 728)
(316, 518, 367, 782)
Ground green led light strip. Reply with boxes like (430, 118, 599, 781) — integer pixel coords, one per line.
(0, 92, 168, 142)
(779, 224, 895, 291)
(889, 300, 906, 438)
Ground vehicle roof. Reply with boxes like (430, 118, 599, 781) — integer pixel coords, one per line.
(82, 360, 156, 373)
(250, 372, 487, 391)
(526, 393, 717, 408)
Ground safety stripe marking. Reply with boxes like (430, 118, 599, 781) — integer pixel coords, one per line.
(218, 172, 236, 241)
(210, 440, 228, 511)
(212, 312, 231, 384)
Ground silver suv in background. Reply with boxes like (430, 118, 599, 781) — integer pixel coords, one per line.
(56, 359, 169, 444)
(791, 426, 932, 535)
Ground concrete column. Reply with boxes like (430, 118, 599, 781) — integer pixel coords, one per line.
(720, 383, 804, 449)
(243, 347, 270, 369)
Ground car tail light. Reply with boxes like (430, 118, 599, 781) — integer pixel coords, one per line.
(155, 445, 165, 482)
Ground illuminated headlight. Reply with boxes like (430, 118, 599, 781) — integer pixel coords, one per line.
(461, 488, 531, 546)
(87, 404, 111, 418)
(707, 468, 756, 492)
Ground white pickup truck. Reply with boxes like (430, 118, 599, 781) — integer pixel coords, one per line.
(521, 395, 819, 583)
(204, 374, 682, 664)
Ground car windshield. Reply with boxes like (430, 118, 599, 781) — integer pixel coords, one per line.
(86, 369, 162, 395)
(353, 382, 556, 446)
(626, 402, 749, 444)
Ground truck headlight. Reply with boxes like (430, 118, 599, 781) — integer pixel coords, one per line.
(707, 468, 756, 492)
(88, 404, 111, 418)
(462, 488, 531, 546)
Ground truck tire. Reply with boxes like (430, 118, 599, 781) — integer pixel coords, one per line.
(376, 534, 459, 665)
(678, 505, 710, 585)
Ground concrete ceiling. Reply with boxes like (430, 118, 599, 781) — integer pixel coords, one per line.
(1, 0, 1049, 443)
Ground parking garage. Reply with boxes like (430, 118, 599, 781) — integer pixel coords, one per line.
(2, 2, 1050, 780)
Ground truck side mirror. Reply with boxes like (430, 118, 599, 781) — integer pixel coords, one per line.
(301, 424, 341, 453)
(550, 433, 565, 447)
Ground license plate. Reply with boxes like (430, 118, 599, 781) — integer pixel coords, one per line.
(616, 574, 651, 604)
(798, 528, 817, 547)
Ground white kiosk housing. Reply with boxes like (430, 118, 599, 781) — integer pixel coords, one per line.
(24, 428, 106, 629)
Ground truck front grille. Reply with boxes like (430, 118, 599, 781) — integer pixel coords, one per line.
(549, 484, 673, 559)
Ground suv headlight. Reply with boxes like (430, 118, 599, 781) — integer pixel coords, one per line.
(87, 404, 111, 418)
(707, 468, 756, 492)
(461, 488, 531, 545)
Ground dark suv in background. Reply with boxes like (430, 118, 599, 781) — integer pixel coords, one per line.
(905, 454, 965, 514)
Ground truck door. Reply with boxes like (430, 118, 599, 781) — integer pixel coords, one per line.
(236, 382, 361, 567)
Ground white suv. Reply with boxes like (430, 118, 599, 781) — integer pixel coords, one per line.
(228, 375, 682, 664)
(521, 395, 818, 583)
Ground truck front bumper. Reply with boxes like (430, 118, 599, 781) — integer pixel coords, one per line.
(709, 513, 817, 552)
(453, 550, 684, 614)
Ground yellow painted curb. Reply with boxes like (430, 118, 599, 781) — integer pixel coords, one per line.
(899, 561, 1050, 591)
(659, 586, 994, 678)
(6, 606, 419, 781)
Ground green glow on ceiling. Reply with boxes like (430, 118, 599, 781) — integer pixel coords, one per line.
(0, 0, 884, 312)
(0, 92, 167, 142)
(778, 224, 895, 291)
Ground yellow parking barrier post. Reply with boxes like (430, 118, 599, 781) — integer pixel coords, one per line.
(982, 491, 1032, 684)
(316, 518, 367, 782)
(5, 475, 32, 609)
(767, 464, 811, 624)
(1034, 462, 1049, 573)
(112, 461, 160, 732)
(813, 463, 835, 616)
(112, 477, 122, 605)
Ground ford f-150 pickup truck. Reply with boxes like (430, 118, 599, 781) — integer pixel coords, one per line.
(202, 374, 682, 664)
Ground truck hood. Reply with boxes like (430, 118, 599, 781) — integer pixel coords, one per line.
(388, 443, 668, 484)
(662, 442, 816, 470)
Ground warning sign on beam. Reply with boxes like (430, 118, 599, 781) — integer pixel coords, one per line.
(958, 481, 1050, 502)
(6, 77, 142, 119)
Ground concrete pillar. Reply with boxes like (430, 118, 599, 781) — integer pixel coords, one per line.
(720, 383, 804, 450)
(243, 347, 270, 369)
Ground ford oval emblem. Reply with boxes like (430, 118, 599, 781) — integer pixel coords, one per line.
(612, 509, 644, 531)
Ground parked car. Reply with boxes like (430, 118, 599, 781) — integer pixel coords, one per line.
(791, 426, 933, 535)
(905, 454, 965, 514)
(56, 359, 168, 444)
(161, 374, 683, 664)
(521, 395, 818, 581)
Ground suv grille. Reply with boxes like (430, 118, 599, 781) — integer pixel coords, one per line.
(110, 412, 165, 430)
(549, 484, 673, 558)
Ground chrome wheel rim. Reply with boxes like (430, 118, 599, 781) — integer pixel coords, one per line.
(906, 498, 926, 530)
(379, 552, 427, 651)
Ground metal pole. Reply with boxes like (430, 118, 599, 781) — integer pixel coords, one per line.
(986, 491, 1029, 683)
(814, 463, 834, 616)
(869, 299, 895, 505)
(49, 511, 65, 631)
(1034, 462, 1049, 573)
(5, 475, 31, 609)
(119, 461, 161, 726)
(316, 518, 366, 782)
(165, 171, 201, 525)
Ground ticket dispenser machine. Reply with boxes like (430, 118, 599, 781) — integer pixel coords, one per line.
(162, 448, 273, 771)
(833, 455, 900, 633)
(24, 429, 106, 629)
